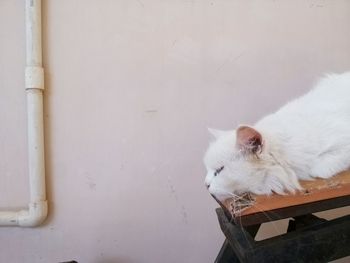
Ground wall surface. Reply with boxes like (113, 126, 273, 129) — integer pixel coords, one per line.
(1, 1, 350, 262)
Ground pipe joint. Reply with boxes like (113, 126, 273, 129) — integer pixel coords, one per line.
(18, 200, 48, 227)
(25, 66, 44, 90)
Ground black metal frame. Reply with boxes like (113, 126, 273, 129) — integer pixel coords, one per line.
(215, 208, 350, 263)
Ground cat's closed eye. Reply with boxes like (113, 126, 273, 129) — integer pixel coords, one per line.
(214, 166, 224, 176)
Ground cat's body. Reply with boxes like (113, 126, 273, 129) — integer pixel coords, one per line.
(204, 72, 350, 201)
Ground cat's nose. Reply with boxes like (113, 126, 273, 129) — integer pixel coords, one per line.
(205, 183, 210, 189)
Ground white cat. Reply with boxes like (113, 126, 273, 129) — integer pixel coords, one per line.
(204, 72, 350, 201)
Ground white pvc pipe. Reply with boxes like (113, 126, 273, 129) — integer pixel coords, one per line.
(0, 0, 47, 227)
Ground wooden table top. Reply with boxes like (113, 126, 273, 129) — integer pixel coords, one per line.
(220, 170, 350, 225)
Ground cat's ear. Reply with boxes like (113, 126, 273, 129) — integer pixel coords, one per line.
(208, 128, 227, 139)
(236, 125, 263, 154)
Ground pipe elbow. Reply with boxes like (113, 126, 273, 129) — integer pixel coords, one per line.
(18, 201, 48, 227)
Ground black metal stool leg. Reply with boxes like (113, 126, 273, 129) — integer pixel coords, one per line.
(215, 239, 240, 263)
(215, 224, 261, 263)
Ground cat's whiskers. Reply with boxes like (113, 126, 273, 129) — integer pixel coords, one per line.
(213, 187, 262, 242)
(232, 195, 282, 242)
(213, 189, 288, 245)
(213, 188, 256, 217)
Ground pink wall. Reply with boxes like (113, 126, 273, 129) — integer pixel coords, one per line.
(1, 1, 350, 262)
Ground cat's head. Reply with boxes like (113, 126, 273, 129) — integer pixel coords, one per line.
(203, 126, 300, 202)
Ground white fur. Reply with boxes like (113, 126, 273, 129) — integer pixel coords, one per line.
(204, 72, 350, 201)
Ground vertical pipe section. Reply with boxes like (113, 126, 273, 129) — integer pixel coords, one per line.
(26, 0, 42, 66)
(22, 0, 47, 227)
(27, 90, 46, 204)
(25, 0, 46, 206)
(0, 0, 47, 227)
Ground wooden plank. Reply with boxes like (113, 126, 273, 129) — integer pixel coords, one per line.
(220, 171, 350, 225)
(227, 171, 350, 215)
(237, 195, 350, 226)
